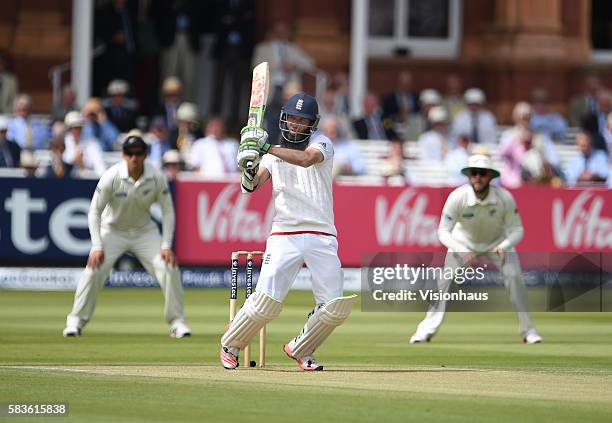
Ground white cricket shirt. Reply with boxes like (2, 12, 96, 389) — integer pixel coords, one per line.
(89, 161, 175, 250)
(438, 184, 524, 253)
(260, 133, 336, 236)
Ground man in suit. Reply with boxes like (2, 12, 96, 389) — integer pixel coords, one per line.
(353, 93, 398, 141)
(104, 79, 138, 133)
(0, 53, 17, 114)
(0, 116, 20, 167)
(252, 21, 314, 144)
(569, 75, 601, 127)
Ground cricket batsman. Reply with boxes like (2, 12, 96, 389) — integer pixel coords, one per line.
(220, 93, 356, 371)
(63, 135, 191, 338)
(410, 154, 543, 344)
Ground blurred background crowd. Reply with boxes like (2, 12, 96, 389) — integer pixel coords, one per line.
(0, 0, 611, 189)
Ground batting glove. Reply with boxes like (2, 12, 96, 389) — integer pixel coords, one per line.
(237, 142, 261, 170)
(241, 164, 259, 193)
(240, 125, 271, 153)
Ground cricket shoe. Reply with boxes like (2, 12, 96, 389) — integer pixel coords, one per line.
(409, 332, 433, 344)
(283, 344, 323, 371)
(220, 346, 240, 369)
(523, 331, 543, 344)
(170, 320, 191, 339)
(62, 326, 81, 337)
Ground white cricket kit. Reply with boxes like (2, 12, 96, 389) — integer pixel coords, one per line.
(414, 184, 537, 338)
(257, 134, 343, 304)
(66, 161, 184, 329)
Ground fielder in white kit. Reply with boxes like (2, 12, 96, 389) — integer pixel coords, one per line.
(410, 154, 543, 344)
(220, 93, 356, 371)
(63, 135, 191, 338)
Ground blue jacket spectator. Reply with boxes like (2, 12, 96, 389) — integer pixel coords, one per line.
(529, 89, 567, 143)
(7, 94, 51, 150)
(322, 117, 365, 178)
(82, 97, 120, 151)
(565, 131, 609, 185)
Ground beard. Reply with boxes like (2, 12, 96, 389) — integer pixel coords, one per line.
(280, 138, 308, 151)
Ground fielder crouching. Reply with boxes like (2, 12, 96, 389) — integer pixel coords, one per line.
(410, 154, 543, 344)
(220, 93, 356, 371)
(63, 135, 191, 338)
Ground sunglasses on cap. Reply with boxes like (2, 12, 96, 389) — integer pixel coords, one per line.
(124, 150, 146, 157)
(468, 168, 489, 177)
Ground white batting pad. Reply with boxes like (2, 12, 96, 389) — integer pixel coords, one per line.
(287, 294, 357, 358)
(221, 291, 282, 349)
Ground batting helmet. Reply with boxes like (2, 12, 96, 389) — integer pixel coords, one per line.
(279, 93, 320, 143)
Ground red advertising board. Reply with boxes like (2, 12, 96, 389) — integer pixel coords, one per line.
(174, 181, 612, 267)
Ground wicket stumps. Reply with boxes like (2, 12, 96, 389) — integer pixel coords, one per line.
(230, 250, 266, 368)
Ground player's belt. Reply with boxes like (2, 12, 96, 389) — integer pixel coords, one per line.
(270, 231, 336, 237)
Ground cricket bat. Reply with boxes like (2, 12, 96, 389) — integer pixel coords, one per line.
(245, 62, 270, 169)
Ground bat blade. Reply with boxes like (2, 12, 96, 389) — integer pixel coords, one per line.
(247, 62, 270, 128)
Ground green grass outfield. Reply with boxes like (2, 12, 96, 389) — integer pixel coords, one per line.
(0, 288, 611, 423)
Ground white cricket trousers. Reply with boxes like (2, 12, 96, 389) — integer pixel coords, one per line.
(256, 233, 344, 304)
(66, 225, 184, 329)
(415, 249, 537, 338)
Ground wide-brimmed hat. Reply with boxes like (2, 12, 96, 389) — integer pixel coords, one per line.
(461, 154, 500, 178)
(64, 111, 85, 128)
(107, 79, 129, 96)
(464, 88, 485, 105)
(163, 149, 181, 165)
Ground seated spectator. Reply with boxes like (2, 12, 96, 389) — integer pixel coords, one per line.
(0, 52, 17, 114)
(382, 71, 420, 141)
(500, 101, 531, 145)
(188, 116, 237, 179)
(442, 73, 465, 120)
(7, 94, 51, 150)
(145, 116, 170, 169)
(0, 115, 21, 167)
(321, 117, 365, 178)
(501, 101, 562, 172)
(20, 150, 39, 177)
(451, 88, 497, 145)
(50, 85, 79, 123)
(331, 71, 350, 115)
(569, 74, 600, 127)
(530, 88, 567, 143)
(445, 133, 471, 186)
(418, 106, 449, 161)
(63, 111, 106, 177)
(500, 128, 557, 188)
(352, 93, 397, 140)
(405, 88, 441, 141)
(43, 137, 74, 179)
(319, 87, 355, 139)
(162, 149, 182, 181)
(82, 97, 120, 151)
(103, 79, 138, 133)
(169, 102, 203, 160)
(565, 131, 609, 186)
(156, 76, 183, 131)
(581, 90, 612, 152)
(381, 139, 407, 183)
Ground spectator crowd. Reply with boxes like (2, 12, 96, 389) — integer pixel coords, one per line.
(0, 1, 610, 189)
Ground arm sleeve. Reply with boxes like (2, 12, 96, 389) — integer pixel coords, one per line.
(88, 172, 113, 250)
(437, 192, 471, 252)
(259, 152, 273, 171)
(498, 192, 524, 251)
(156, 175, 176, 249)
(101, 121, 120, 148)
(311, 138, 334, 162)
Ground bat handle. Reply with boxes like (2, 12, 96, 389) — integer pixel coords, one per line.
(246, 161, 254, 170)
